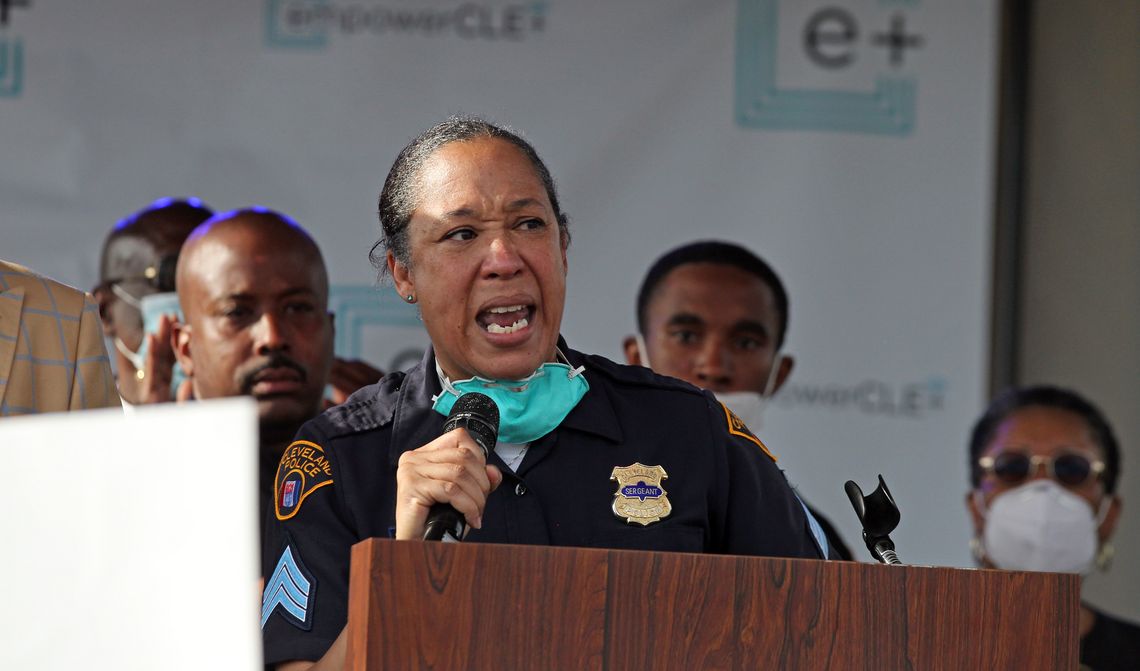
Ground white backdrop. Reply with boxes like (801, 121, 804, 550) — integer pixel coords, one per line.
(1, 0, 998, 567)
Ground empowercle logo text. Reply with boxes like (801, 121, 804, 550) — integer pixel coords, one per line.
(266, 0, 548, 49)
(775, 375, 947, 419)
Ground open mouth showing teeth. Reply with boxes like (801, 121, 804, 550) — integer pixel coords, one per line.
(477, 304, 534, 335)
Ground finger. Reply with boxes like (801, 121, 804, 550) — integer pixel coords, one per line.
(143, 332, 175, 376)
(415, 435, 494, 493)
(429, 478, 485, 528)
(329, 358, 360, 377)
(154, 314, 172, 346)
(394, 475, 487, 539)
(393, 430, 495, 539)
(393, 491, 431, 541)
(152, 315, 179, 360)
(417, 428, 488, 460)
(403, 459, 492, 505)
(329, 359, 383, 395)
(140, 333, 173, 404)
(141, 315, 178, 404)
(486, 465, 504, 493)
(327, 377, 364, 404)
(327, 386, 350, 406)
(399, 439, 493, 495)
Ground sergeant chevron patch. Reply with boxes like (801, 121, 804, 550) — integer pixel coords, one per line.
(261, 543, 316, 631)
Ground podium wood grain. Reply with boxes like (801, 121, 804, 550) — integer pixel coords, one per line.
(346, 539, 1078, 670)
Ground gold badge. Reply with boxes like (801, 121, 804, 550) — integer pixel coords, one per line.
(610, 463, 672, 526)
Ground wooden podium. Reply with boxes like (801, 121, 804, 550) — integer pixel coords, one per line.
(345, 539, 1078, 670)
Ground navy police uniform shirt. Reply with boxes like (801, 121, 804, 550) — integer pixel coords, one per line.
(260, 344, 825, 664)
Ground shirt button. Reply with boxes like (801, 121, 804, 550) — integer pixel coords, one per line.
(514, 483, 527, 496)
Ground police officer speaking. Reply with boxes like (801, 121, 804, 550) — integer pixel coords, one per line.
(260, 116, 826, 671)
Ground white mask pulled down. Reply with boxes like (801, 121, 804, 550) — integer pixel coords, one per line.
(634, 333, 784, 432)
(714, 390, 769, 432)
(979, 479, 1104, 575)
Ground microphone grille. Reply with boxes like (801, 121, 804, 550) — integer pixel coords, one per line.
(452, 392, 499, 426)
(444, 392, 500, 457)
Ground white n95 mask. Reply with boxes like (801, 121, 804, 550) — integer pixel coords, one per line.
(980, 479, 1102, 574)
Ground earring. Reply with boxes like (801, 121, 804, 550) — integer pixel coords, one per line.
(405, 294, 415, 303)
(1096, 543, 1115, 572)
(969, 537, 986, 564)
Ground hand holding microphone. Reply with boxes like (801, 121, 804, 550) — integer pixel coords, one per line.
(394, 393, 503, 541)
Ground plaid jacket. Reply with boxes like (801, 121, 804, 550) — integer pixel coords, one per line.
(0, 260, 121, 415)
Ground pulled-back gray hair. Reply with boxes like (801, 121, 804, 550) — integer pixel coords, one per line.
(369, 115, 570, 276)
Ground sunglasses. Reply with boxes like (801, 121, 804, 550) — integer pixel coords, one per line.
(98, 255, 179, 297)
(977, 450, 1106, 488)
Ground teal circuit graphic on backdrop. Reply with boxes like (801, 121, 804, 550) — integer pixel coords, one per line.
(266, 0, 329, 48)
(0, 37, 22, 97)
(735, 0, 924, 135)
(0, 0, 30, 98)
(329, 285, 422, 360)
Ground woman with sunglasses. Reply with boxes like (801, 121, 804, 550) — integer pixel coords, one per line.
(966, 385, 1137, 671)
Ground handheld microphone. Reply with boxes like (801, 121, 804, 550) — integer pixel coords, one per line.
(422, 392, 500, 542)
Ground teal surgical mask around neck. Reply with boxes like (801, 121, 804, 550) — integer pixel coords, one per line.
(432, 350, 589, 444)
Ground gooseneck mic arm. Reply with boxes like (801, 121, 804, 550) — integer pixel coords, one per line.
(845, 475, 903, 565)
(422, 392, 500, 542)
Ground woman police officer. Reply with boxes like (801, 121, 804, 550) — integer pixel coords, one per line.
(260, 117, 825, 670)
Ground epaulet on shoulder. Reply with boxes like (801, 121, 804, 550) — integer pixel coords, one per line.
(317, 371, 406, 437)
(580, 353, 707, 396)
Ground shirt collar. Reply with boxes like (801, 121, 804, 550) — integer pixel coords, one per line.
(387, 338, 624, 466)
(555, 345, 622, 444)
(388, 346, 445, 466)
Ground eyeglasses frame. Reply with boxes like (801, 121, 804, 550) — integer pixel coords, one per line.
(977, 450, 1106, 488)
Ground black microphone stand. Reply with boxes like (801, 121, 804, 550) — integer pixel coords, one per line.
(845, 475, 903, 565)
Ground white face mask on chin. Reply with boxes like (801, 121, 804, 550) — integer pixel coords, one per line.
(978, 479, 1106, 575)
(714, 390, 769, 431)
(635, 333, 783, 432)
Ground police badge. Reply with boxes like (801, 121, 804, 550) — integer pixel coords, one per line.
(610, 463, 672, 526)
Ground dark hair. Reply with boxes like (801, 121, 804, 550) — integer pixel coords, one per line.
(99, 197, 214, 284)
(968, 385, 1121, 494)
(635, 240, 790, 348)
(370, 115, 569, 275)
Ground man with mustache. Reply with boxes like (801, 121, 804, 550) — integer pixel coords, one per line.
(173, 208, 335, 529)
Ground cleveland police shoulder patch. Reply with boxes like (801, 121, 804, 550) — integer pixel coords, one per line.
(720, 402, 778, 462)
(275, 440, 334, 521)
